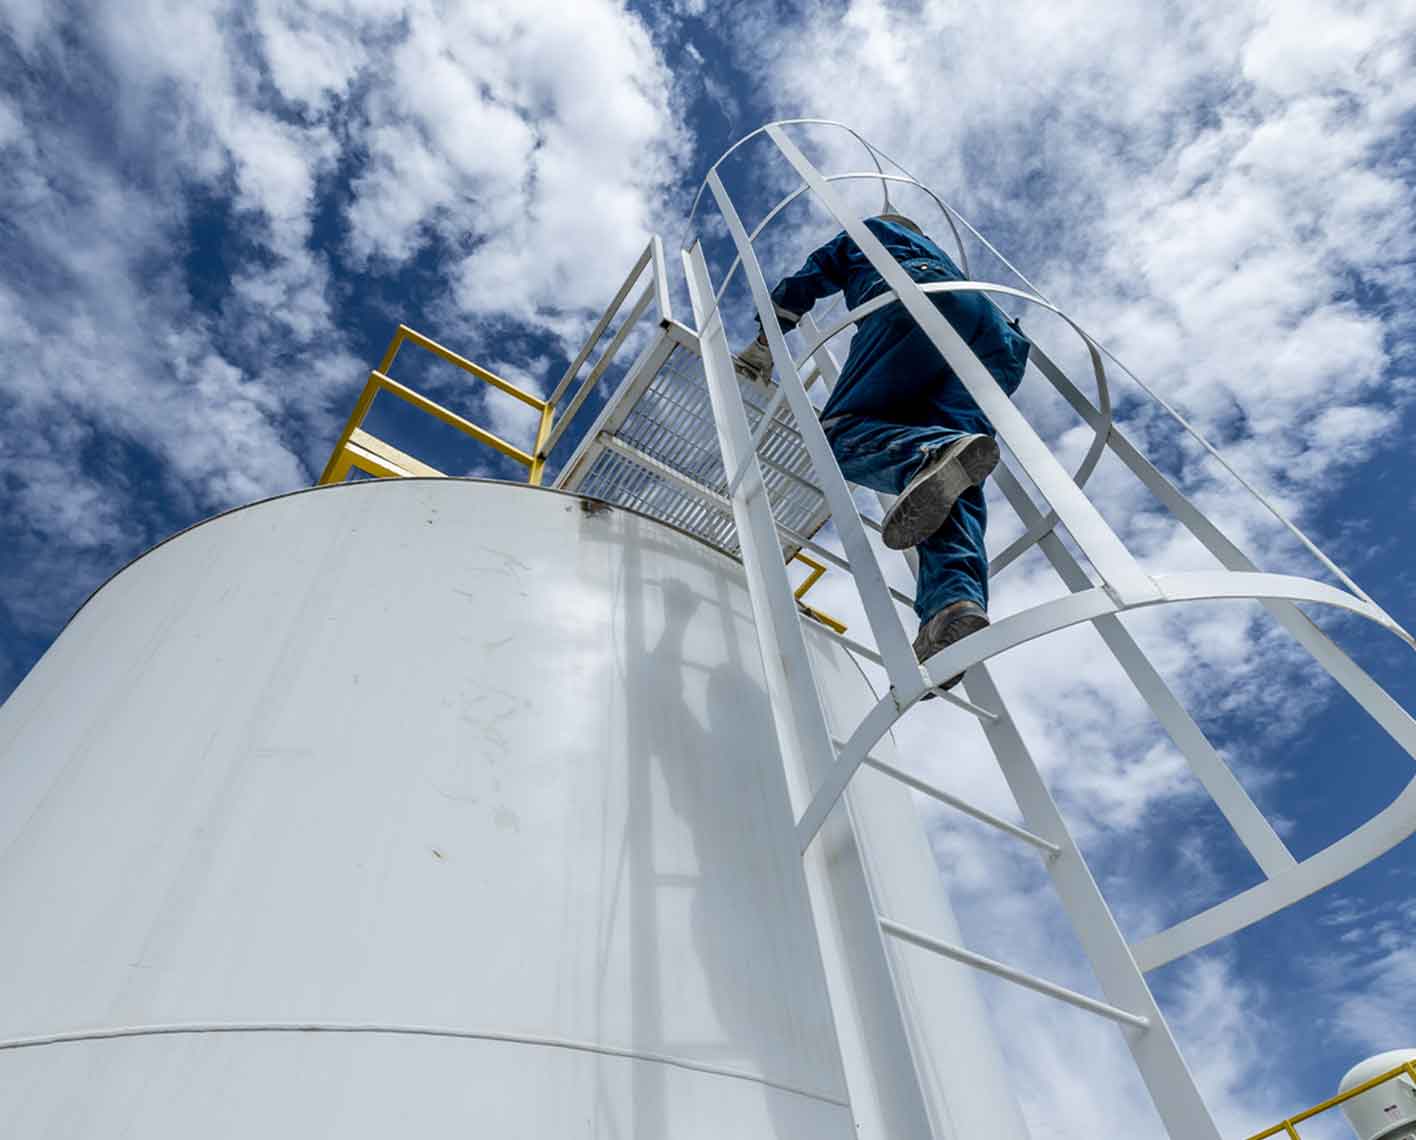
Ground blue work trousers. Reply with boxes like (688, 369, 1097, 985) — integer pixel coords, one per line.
(820, 315, 1025, 623)
(824, 414, 991, 621)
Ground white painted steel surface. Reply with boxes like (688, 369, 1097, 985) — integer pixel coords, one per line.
(0, 477, 946, 1137)
(1340, 1050, 1416, 1140)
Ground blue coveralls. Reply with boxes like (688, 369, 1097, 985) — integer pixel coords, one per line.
(769, 217, 1031, 621)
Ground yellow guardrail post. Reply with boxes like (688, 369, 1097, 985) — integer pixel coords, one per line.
(318, 373, 382, 485)
(530, 401, 554, 486)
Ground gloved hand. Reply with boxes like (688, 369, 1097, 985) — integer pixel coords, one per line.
(733, 334, 773, 382)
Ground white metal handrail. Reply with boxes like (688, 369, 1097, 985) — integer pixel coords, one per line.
(541, 236, 680, 471)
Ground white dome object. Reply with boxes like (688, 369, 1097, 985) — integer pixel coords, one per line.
(1340, 1050, 1416, 1140)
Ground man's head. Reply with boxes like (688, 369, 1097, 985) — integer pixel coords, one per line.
(875, 212, 924, 236)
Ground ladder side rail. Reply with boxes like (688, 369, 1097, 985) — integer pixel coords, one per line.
(991, 461, 1298, 878)
(764, 123, 1161, 608)
(684, 240, 938, 1140)
(705, 170, 924, 698)
(961, 662, 1225, 1140)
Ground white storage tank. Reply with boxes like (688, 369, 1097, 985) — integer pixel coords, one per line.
(0, 478, 1021, 1138)
(1340, 1050, 1416, 1140)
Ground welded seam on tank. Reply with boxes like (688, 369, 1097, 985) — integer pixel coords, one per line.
(0, 1021, 850, 1107)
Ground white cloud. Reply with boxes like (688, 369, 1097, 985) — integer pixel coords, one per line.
(0, 0, 689, 650)
(343, 0, 689, 327)
(1312, 893, 1416, 1052)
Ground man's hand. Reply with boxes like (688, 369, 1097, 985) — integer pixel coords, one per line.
(733, 334, 773, 382)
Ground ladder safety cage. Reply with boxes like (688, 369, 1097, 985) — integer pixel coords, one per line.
(680, 119, 1416, 1140)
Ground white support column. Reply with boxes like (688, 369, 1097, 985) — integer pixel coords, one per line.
(961, 662, 1224, 1140)
(684, 242, 937, 1140)
(793, 314, 1035, 1140)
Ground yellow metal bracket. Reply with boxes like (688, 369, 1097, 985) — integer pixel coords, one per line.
(318, 325, 554, 487)
(1246, 1061, 1416, 1140)
(791, 550, 847, 634)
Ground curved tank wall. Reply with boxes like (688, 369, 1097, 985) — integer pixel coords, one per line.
(0, 478, 1021, 1138)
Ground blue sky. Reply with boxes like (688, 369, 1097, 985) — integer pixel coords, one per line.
(2, 0, 1415, 1135)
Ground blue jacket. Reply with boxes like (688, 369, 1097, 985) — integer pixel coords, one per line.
(770, 217, 1030, 426)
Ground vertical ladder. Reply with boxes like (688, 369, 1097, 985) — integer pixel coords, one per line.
(677, 120, 1416, 1140)
(683, 243, 1220, 1140)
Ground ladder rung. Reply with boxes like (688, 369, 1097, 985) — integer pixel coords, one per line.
(856, 752, 1056, 855)
(878, 916, 1150, 1030)
(813, 625, 885, 667)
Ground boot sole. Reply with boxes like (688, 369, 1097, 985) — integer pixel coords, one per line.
(915, 609, 990, 698)
(881, 435, 999, 551)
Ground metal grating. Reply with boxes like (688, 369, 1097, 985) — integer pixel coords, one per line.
(575, 345, 830, 557)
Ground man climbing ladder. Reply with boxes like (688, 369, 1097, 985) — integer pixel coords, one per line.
(735, 213, 1031, 689)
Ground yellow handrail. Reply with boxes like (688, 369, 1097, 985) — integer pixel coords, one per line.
(791, 550, 847, 633)
(319, 324, 553, 487)
(1246, 1061, 1416, 1140)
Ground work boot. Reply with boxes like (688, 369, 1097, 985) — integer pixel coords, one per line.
(880, 434, 999, 551)
(914, 599, 989, 694)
